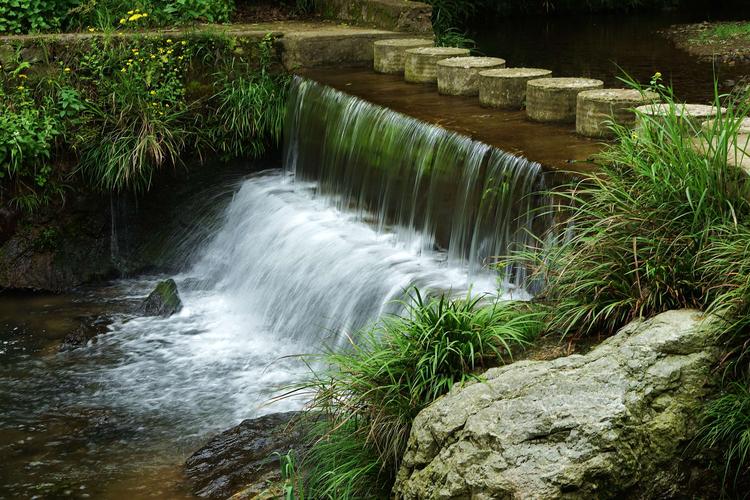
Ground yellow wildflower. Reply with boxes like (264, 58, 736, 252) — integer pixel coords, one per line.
(127, 10, 134, 14)
(121, 68, 126, 72)
(17, 86, 24, 90)
(18, 74, 27, 79)
(119, 18, 126, 24)
(142, 13, 148, 17)
(150, 90, 156, 95)
(88, 27, 95, 32)
(181, 40, 187, 46)
(167, 38, 172, 43)
(64, 67, 71, 73)
(654, 71, 662, 79)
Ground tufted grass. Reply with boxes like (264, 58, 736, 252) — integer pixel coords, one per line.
(506, 75, 750, 487)
(286, 289, 546, 499)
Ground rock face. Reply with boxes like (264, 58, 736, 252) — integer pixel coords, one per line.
(394, 310, 720, 499)
(184, 412, 307, 499)
(138, 279, 182, 317)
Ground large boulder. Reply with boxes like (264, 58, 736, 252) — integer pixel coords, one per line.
(184, 411, 307, 499)
(394, 310, 721, 499)
(138, 279, 182, 317)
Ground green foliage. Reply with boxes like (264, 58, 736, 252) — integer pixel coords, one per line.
(700, 22, 750, 41)
(279, 450, 305, 500)
(208, 34, 289, 159)
(700, 381, 750, 485)
(0, 32, 288, 207)
(0, 69, 65, 210)
(0, 0, 235, 34)
(519, 77, 750, 338)
(293, 290, 545, 498)
(0, 0, 75, 34)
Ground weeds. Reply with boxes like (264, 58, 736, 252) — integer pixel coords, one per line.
(290, 290, 546, 498)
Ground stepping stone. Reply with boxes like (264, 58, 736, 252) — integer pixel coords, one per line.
(576, 89, 660, 138)
(526, 77, 604, 123)
(478, 67, 553, 109)
(635, 103, 726, 133)
(404, 47, 471, 84)
(698, 116, 750, 172)
(374, 38, 434, 74)
(436, 56, 506, 96)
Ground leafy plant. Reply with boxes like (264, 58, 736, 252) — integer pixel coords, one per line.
(290, 290, 546, 498)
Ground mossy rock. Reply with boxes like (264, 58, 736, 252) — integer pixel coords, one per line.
(138, 279, 182, 317)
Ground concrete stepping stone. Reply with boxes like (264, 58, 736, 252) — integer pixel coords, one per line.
(478, 67, 552, 109)
(526, 77, 604, 123)
(576, 88, 660, 138)
(698, 116, 750, 172)
(635, 103, 725, 132)
(436, 56, 506, 96)
(404, 46, 471, 83)
(373, 38, 434, 74)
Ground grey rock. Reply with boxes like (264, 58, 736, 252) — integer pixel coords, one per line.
(394, 310, 720, 499)
(138, 279, 182, 317)
(184, 411, 307, 499)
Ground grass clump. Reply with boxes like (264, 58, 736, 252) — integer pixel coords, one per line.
(508, 75, 750, 487)
(700, 22, 750, 41)
(290, 290, 546, 498)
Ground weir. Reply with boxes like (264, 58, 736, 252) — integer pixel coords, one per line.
(284, 76, 552, 285)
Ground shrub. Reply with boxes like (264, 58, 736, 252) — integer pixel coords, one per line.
(0, 0, 74, 34)
(0, 68, 65, 210)
(292, 290, 546, 498)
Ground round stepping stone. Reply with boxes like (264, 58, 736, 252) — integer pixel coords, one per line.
(701, 116, 750, 135)
(576, 89, 660, 138)
(404, 47, 471, 84)
(635, 103, 726, 133)
(373, 38, 434, 74)
(699, 117, 750, 171)
(526, 77, 604, 123)
(436, 56, 506, 96)
(478, 67, 552, 109)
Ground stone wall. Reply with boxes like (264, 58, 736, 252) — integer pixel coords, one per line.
(313, 0, 432, 34)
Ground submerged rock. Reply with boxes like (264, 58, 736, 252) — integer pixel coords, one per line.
(395, 310, 721, 499)
(138, 279, 182, 317)
(59, 316, 113, 351)
(184, 411, 307, 499)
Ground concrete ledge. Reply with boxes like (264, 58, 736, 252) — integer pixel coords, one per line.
(313, 0, 433, 33)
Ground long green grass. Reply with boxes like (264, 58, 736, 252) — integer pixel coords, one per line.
(289, 290, 546, 498)
(507, 76, 750, 486)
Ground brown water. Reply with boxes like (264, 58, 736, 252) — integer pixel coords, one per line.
(473, 9, 750, 103)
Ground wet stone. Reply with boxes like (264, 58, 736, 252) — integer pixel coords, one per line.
(479, 67, 553, 109)
(403, 46, 471, 83)
(138, 279, 182, 317)
(526, 77, 604, 123)
(576, 88, 660, 138)
(436, 56, 507, 96)
(59, 316, 112, 352)
(373, 38, 434, 74)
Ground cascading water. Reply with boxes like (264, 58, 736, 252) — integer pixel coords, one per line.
(284, 77, 550, 285)
(0, 77, 553, 499)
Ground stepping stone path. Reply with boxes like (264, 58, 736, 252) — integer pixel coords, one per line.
(436, 56, 506, 96)
(635, 103, 725, 132)
(373, 38, 435, 74)
(699, 116, 750, 171)
(478, 67, 552, 109)
(527, 77, 604, 123)
(576, 88, 660, 138)
(404, 47, 471, 83)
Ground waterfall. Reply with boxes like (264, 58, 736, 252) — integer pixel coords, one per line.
(283, 76, 550, 285)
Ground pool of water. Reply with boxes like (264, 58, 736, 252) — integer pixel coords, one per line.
(473, 7, 750, 102)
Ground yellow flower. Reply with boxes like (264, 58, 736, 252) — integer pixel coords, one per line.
(18, 74, 27, 79)
(119, 18, 126, 24)
(654, 71, 662, 79)
(166, 38, 172, 43)
(127, 10, 134, 14)
(121, 68, 126, 72)
(88, 27, 95, 32)
(17, 86, 24, 90)
(142, 12, 148, 17)
(64, 67, 71, 72)
(150, 90, 156, 95)
(150, 54, 156, 59)
(181, 40, 187, 46)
